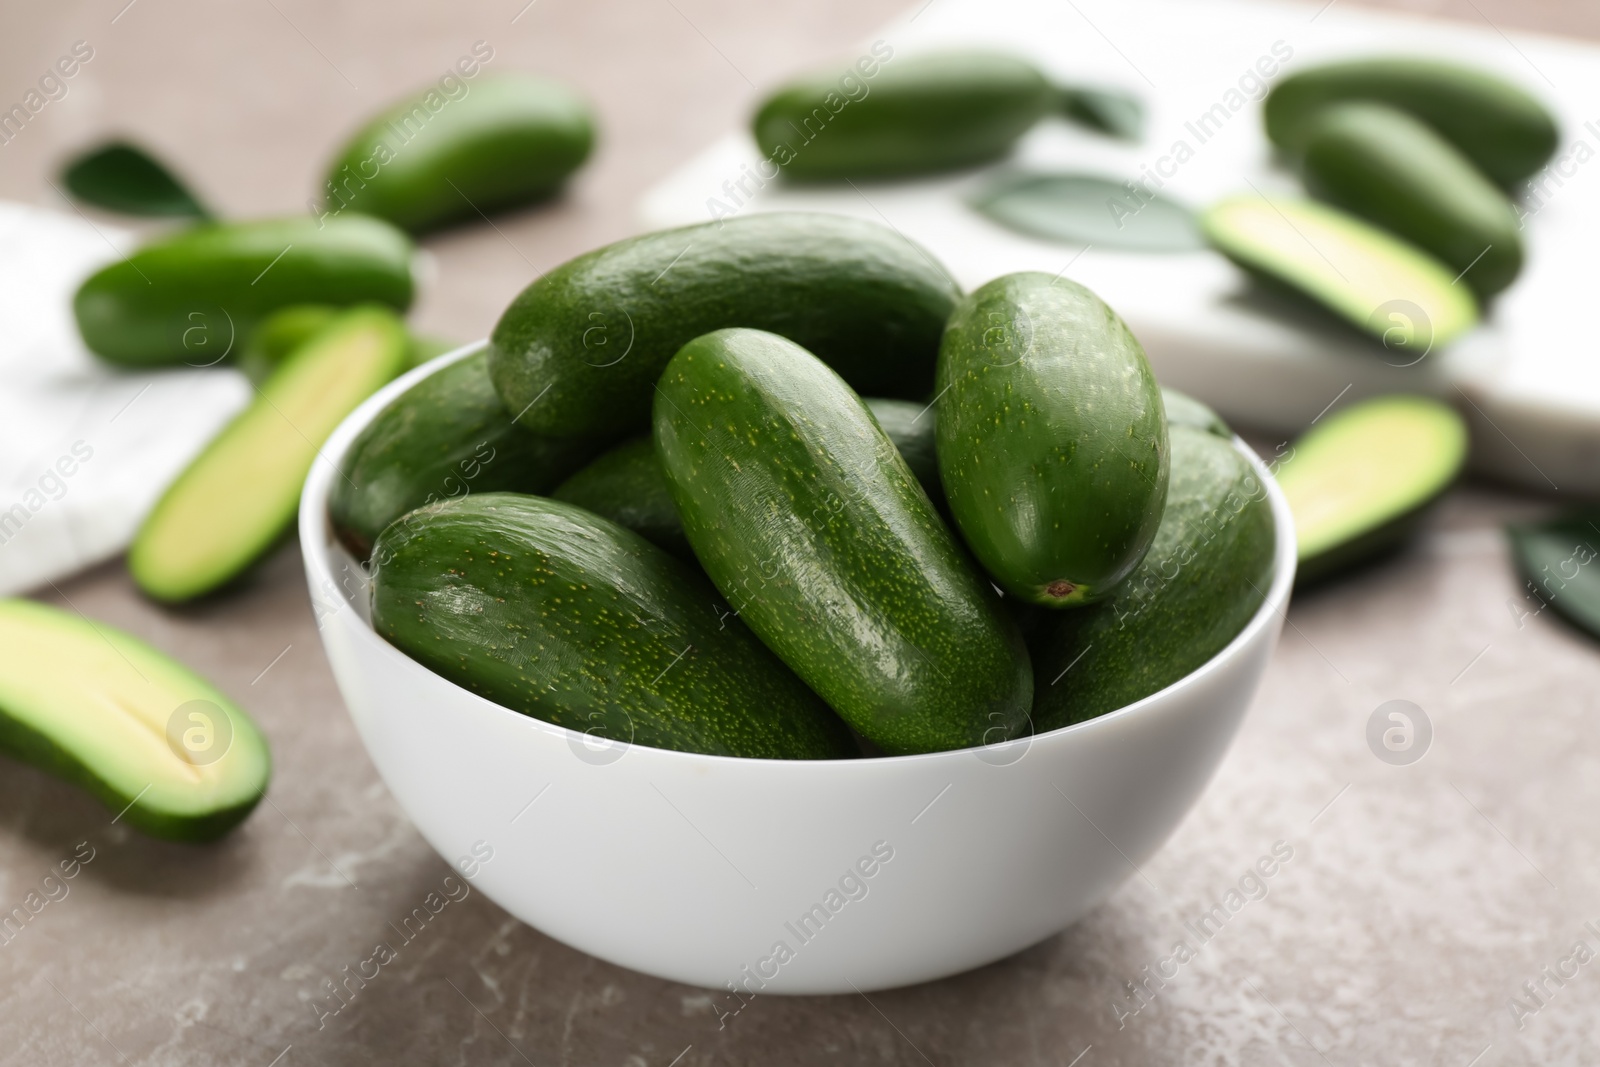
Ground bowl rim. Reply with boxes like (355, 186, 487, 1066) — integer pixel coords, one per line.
(299, 341, 1298, 770)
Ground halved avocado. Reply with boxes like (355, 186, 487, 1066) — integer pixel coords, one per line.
(1201, 196, 1479, 358)
(1276, 394, 1467, 583)
(130, 305, 410, 602)
(0, 599, 270, 841)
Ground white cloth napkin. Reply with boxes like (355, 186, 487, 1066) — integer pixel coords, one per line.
(0, 201, 250, 596)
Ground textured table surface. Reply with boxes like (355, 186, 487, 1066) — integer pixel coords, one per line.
(2, 1, 1598, 1064)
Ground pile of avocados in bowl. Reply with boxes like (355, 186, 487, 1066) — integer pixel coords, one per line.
(301, 210, 1293, 992)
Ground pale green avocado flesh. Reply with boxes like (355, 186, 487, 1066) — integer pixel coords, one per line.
(0, 599, 271, 841)
(1202, 196, 1479, 357)
(1276, 395, 1468, 581)
(129, 305, 410, 601)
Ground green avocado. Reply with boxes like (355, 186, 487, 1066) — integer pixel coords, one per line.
(936, 272, 1169, 607)
(1162, 388, 1230, 438)
(654, 328, 1031, 756)
(1301, 103, 1523, 297)
(1277, 394, 1467, 583)
(865, 397, 944, 509)
(73, 215, 414, 368)
(551, 437, 692, 561)
(330, 347, 596, 560)
(1201, 196, 1479, 356)
(323, 74, 594, 234)
(488, 212, 961, 440)
(1264, 56, 1559, 187)
(370, 494, 856, 760)
(1031, 427, 1276, 729)
(752, 49, 1054, 180)
(0, 598, 271, 841)
(131, 307, 411, 601)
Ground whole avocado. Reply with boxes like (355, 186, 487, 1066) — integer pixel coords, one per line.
(370, 493, 857, 761)
(936, 272, 1168, 607)
(654, 328, 1031, 756)
(488, 212, 960, 440)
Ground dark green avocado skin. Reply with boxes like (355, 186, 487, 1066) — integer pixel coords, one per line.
(1264, 57, 1558, 188)
(1031, 427, 1275, 730)
(865, 397, 945, 511)
(73, 215, 413, 368)
(753, 51, 1054, 181)
(552, 437, 693, 561)
(488, 212, 960, 440)
(653, 328, 1031, 756)
(370, 493, 856, 761)
(936, 272, 1169, 608)
(1300, 103, 1523, 298)
(331, 349, 596, 559)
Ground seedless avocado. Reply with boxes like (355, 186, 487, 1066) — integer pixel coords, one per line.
(1264, 56, 1558, 188)
(488, 212, 961, 440)
(753, 49, 1054, 180)
(1277, 394, 1467, 583)
(1031, 427, 1275, 729)
(865, 398, 944, 509)
(1201, 196, 1479, 355)
(936, 273, 1169, 607)
(330, 346, 595, 559)
(73, 215, 414, 368)
(1301, 103, 1523, 297)
(1162, 387, 1230, 438)
(654, 328, 1031, 756)
(131, 307, 410, 601)
(0, 599, 270, 841)
(324, 74, 594, 234)
(370, 494, 856, 760)
(552, 437, 692, 561)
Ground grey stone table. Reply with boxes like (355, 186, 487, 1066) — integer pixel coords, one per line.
(2, 1, 1598, 1063)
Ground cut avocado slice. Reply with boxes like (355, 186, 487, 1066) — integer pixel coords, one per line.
(130, 305, 409, 602)
(1201, 196, 1479, 358)
(1276, 394, 1467, 583)
(0, 599, 270, 840)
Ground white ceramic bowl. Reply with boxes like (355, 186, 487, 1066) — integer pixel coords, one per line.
(300, 344, 1297, 995)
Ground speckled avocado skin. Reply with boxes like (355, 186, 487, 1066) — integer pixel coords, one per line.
(936, 272, 1169, 608)
(370, 493, 856, 760)
(653, 328, 1031, 756)
(1030, 427, 1275, 730)
(331, 349, 597, 559)
(488, 212, 960, 440)
(552, 436, 692, 561)
(865, 397, 945, 511)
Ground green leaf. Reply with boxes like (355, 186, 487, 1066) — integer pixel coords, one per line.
(968, 171, 1205, 251)
(1058, 85, 1144, 141)
(1508, 513, 1600, 640)
(61, 141, 211, 219)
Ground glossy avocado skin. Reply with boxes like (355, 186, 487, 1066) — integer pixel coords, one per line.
(370, 493, 857, 761)
(1264, 57, 1558, 188)
(1030, 427, 1275, 730)
(325, 75, 594, 234)
(552, 437, 693, 561)
(73, 215, 414, 368)
(864, 397, 945, 510)
(488, 212, 961, 440)
(1302, 103, 1523, 297)
(330, 348, 596, 559)
(753, 50, 1054, 180)
(654, 328, 1031, 756)
(936, 273, 1169, 608)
